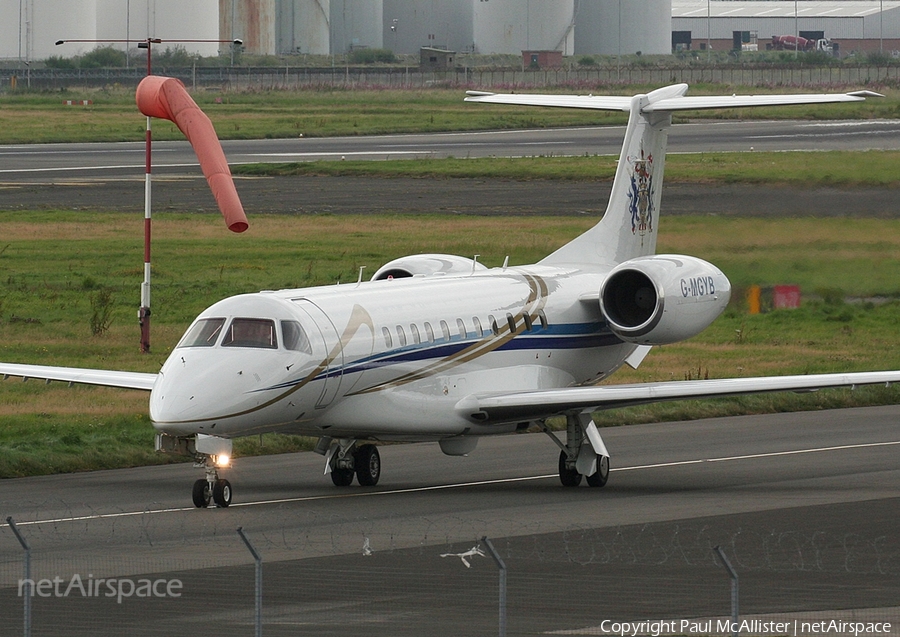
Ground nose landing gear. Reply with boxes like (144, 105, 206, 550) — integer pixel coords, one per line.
(191, 456, 233, 508)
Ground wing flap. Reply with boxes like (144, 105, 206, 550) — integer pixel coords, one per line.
(458, 371, 900, 424)
(0, 363, 157, 391)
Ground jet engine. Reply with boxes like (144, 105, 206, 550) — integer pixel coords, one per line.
(371, 253, 488, 280)
(599, 255, 731, 345)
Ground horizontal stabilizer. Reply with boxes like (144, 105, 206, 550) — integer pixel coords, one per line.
(465, 85, 879, 114)
(0, 363, 157, 391)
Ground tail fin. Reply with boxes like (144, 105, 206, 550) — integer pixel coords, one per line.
(465, 85, 877, 267)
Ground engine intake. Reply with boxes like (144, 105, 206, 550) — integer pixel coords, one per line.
(600, 255, 731, 345)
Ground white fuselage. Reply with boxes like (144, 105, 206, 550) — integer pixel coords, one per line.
(149, 263, 637, 441)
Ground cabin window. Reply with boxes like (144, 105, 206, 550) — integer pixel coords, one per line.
(472, 316, 483, 338)
(424, 322, 435, 343)
(396, 325, 407, 347)
(382, 326, 393, 348)
(410, 323, 421, 344)
(457, 318, 467, 339)
(524, 313, 533, 331)
(507, 313, 517, 333)
(178, 318, 225, 348)
(488, 314, 498, 335)
(281, 320, 312, 354)
(440, 320, 451, 341)
(222, 318, 277, 349)
(538, 310, 548, 329)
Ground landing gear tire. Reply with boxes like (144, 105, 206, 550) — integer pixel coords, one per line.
(355, 444, 381, 486)
(331, 467, 355, 487)
(558, 450, 582, 487)
(213, 479, 232, 507)
(192, 478, 211, 508)
(586, 455, 610, 488)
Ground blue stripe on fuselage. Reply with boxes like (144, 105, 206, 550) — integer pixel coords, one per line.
(258, 322, 621, 392)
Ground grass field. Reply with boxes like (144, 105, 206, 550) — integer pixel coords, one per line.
(1, 211, 899, 477)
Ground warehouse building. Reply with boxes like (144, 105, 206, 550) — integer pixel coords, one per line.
(672, 0, 900, 56)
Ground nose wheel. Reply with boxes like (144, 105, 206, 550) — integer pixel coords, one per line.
(191, 455, 233, 508)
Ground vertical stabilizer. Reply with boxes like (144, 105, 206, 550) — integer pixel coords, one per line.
(465, 83, 875, 269)
(539, 84, 685, 267)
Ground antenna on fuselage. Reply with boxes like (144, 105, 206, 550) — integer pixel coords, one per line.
(357, 266, 367, 286)
(472, 255, 480, 275)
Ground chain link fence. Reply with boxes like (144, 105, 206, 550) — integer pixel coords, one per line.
(3, 64, 900, 91)
(2, 511, 898, 637)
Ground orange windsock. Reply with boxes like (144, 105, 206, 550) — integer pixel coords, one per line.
(136, 75, 248, 233)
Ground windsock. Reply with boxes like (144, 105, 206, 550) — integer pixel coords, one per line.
(136, 75, 248, 233)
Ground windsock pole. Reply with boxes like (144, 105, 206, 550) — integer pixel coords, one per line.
(56, 37, 246, 354)
(139, 111, 152, 352)
(138, 39, 158, 353)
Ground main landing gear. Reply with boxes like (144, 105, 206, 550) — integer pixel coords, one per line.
(543, 413, 610, 488)
(317, 438, 382, 487)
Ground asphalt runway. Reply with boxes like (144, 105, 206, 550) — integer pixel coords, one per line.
(1, 406, 898, 635)
(3, 120, 899, 217)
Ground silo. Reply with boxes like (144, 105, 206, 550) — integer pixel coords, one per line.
(330, 0, 382, 53)
(219, 0, 276, 55)
(473, 0, 574, 55)
(277, 0, 331, 55)
(575, 0, 672, 56)
(382, 0, 473, 55)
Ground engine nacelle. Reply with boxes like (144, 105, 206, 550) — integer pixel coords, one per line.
(371, 253, 488, 280)
(599, 254, 731, 345)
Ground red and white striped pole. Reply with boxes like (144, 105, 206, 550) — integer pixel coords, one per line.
(138, 38, 159, 353)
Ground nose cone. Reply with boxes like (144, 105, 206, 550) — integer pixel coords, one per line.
(150, 347, 301, 435)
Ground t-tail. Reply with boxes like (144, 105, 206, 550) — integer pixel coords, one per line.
(465, 84, 879, 268)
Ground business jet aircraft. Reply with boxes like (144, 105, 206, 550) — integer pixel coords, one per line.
(3, 83, 899, 509)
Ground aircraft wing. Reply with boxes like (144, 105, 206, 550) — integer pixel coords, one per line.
(0, 363, 157, 391)
(464, 88, 880, 113)
(458, 371, 900, 424)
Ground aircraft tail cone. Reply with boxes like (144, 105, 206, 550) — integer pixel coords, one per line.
(136, 75, 249, 233)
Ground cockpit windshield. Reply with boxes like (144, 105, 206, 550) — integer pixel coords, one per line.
(222, 318, 278, 349)
(177, 318, 225, 348)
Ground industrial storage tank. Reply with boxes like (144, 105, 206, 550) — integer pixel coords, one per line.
(473, 0, 574, 55)
(575, 0, 672, 56)
(220, 0, 276, 55)
(277, 0, 331, 55)
(382, 0, 474, 55)
(330, 0, 383, 53)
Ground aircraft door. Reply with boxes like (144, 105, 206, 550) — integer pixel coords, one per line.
(293, 299, 344, 408)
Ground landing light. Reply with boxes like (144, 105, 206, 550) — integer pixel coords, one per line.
(214, 454, 231, 468)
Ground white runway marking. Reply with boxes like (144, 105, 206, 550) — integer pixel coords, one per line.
(4, 439, 898, 528)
